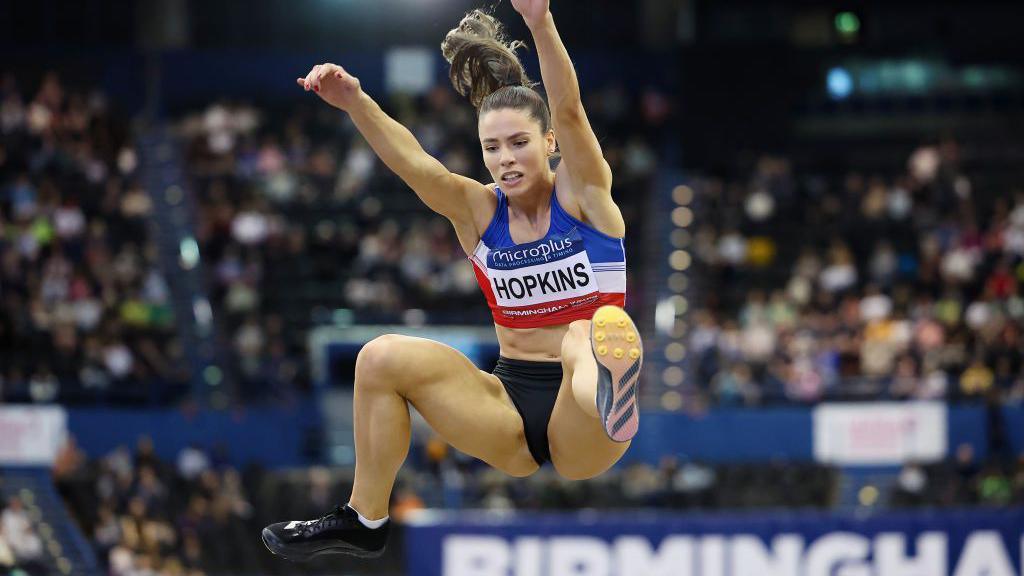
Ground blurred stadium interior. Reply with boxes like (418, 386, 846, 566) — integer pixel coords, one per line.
(1, 0, 1023, 575)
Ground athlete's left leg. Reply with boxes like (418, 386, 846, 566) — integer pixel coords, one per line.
(547, 306, 644, 480)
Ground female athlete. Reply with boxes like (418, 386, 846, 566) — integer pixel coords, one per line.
(262, 0, 644, 560)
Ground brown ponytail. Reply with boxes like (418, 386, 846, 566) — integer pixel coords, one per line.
(441, 9, 552, 133)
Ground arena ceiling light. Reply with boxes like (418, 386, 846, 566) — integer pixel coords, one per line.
(834, 10, 861, 43)
(827, 67, 853, 100)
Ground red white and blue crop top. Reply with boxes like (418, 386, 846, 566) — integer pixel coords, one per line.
(470, 186, 626, 328)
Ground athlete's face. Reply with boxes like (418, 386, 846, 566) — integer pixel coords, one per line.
(479, 108, 555, 194)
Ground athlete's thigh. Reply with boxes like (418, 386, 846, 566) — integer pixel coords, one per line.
(547, 379, 629, 480)
(383, 336, 537, 475)
(546, 324, 629, 480)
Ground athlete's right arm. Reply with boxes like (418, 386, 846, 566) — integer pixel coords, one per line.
(298, 63, 486, 225)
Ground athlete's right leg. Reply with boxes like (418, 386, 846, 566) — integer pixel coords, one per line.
(349, 334, 538, 519)
(263, 334, 536, 560)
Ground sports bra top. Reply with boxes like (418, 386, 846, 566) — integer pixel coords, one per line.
(469, 186, 626, 328)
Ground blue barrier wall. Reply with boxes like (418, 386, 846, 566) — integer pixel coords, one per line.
(67, 399, 319, 468)
(621, 408, 813, 463)
(620, 405, 992, 464)
(1003, 404, 1024, 456)
(952, 405, 991, 460)
(406, 508, 1024, 576)
(64, 403, 1013, 468)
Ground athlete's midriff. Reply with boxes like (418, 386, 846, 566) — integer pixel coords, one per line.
(495, 323, 571, 361)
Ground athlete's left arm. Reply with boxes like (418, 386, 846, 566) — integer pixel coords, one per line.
(514, 1, 622, 232)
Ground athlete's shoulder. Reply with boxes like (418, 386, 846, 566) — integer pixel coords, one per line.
(553, 165, 625, 239)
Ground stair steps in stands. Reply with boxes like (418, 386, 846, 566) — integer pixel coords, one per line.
(0, 468, 101, 576)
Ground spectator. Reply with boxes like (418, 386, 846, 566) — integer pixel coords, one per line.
(1, 497, 43, 564)
(176, 445, 210, 482)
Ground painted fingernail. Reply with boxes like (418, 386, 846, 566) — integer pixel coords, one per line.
(313, 85, 319, 92)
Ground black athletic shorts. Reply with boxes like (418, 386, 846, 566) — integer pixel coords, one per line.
(492, 356, 563, 466)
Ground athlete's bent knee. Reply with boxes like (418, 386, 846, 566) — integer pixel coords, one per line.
(561, 320, 590, 358)
(567, 320, 590, 339)
(355, 334, 406, 384)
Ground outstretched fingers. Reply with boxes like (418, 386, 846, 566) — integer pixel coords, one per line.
(309, 65, 321, 92)
(295, 65, 321, 92)
(295, 63, 348, 93)
(318, 64, 347, 86)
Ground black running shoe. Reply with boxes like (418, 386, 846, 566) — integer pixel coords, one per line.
(261, 504, 390, 561)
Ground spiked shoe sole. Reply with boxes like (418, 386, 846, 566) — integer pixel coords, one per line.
(591, 305, 643, 442)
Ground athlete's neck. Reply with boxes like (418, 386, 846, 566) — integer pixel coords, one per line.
(506, 173, 555, 225)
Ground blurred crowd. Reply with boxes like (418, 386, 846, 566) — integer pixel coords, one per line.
(53, 433, 831, 575)
(0, 72, 186, 404)
(689, 139, 1024, 406)
(0, 496, 44, 575)
(49, 433, 1023, 575)
(56, 436, 257, 576)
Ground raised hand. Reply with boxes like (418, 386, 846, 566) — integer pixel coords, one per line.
(510, 0, 550, 28)
(296, 63, 362, 112)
